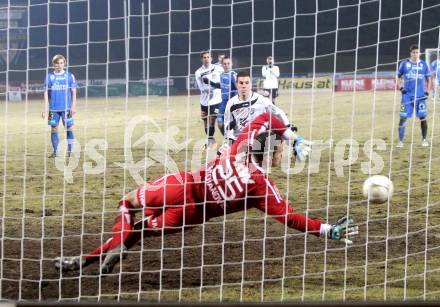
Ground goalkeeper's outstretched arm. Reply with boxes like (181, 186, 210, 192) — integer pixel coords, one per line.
(257, 186, 359, 245)
(253, 176, 358, 244)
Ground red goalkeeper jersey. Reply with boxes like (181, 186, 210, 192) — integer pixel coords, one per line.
(193, 113, 322, 234)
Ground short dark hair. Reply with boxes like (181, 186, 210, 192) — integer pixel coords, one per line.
(410, 45, 419, 52)
(222, 55, 230, 61)
(251, 131, 282, 164)
(200, 51, 210, 58)
(236, 71, 250, 80)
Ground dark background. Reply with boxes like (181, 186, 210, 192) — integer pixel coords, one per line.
(1, 0, 440, 88)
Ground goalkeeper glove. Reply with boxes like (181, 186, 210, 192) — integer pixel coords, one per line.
(328, 215, 358, 245)
(400, 87, 407, 95)
(202, 77, 210, 85)
(292, 136, 311, 162)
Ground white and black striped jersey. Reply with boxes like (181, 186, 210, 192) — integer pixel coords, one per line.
(223, 91, 290, 141)
(195, 64, 223, 106)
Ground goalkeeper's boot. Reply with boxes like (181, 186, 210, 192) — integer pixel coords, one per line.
(54, 256, 86, 271)
(100, 244, 127, 274)
(421, 139, 429, 147)
(329, 215, 359, 245)
(48, 152, 57, 158)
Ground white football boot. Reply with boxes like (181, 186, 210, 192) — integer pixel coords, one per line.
(54, 256, 85, 271)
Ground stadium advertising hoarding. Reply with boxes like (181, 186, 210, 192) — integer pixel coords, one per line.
(337, 76, 396, 91)
(256, 76, 333, 93)
(188, 76, 333, 93)
(4, 78, 174, 99)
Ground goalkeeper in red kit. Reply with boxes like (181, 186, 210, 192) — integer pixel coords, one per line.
(54, 113, 358, 274)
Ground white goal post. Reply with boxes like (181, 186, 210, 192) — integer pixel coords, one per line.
(425, 48, 440, 68)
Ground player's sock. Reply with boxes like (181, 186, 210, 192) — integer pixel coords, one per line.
(219, 125, 225, 136)
(107, 200, 135, 251)
(123, 216, 152, 249)
(66, 129, 74, 153)
(204, 127, 208, 136)
(420, 118, 427, 139)
(83, 215, 151, 263)
(208, 125, 215, 142)
(51, 131, 59, 154)
(398, 118, 406, 142)
(83, 237, 113, 262)
(83, 200, 135, 260)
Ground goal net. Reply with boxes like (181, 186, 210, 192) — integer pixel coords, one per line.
(1, 0, 440, 302)
(426, 47, 440, 99)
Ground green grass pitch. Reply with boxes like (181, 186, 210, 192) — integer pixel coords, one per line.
(0, 91, 439, 301)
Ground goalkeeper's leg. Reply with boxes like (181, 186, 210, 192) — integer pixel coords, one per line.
(99, 205, 202, 274)
(100, 172, 199, 273)
(54, 197, 137, 272)
(55, 172, 196, 272)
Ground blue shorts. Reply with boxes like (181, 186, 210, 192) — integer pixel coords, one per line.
(216, 99, 228, 124)
(48, 111, 74, 127)
(400, 96, 427, 119)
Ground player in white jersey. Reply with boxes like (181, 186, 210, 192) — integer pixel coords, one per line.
(223, 71, 310, 161)
(195, 51, 223, 150)
(261, 56, 280, 104)
(224, 71, 289, 142)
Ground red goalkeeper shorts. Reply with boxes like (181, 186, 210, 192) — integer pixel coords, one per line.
(136, 172, 203, 231)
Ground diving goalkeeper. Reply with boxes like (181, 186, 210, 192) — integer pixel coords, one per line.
(54, 113, 358, 274)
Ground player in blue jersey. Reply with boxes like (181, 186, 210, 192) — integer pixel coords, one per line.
(397, 45, 431, 148)
(42, 54, 77, 157)
(203, 56, 237, 135)
(430, 55, 440, 99)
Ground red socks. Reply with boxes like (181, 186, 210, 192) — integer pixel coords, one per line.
(84, 200, 135, 261)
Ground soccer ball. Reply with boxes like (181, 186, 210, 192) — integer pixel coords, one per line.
(362, 175, 394, 204)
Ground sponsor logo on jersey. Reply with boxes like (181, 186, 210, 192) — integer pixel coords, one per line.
(406, 71, 426, 79)
(51, 84, 69, 91)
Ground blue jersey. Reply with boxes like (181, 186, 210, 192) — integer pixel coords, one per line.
(210, 71, 237, 102)
(397, 59, 430, 98)
(431, 59, 440, 83)
(220, 71, 237, 101)
(45, 71, 77, 111)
